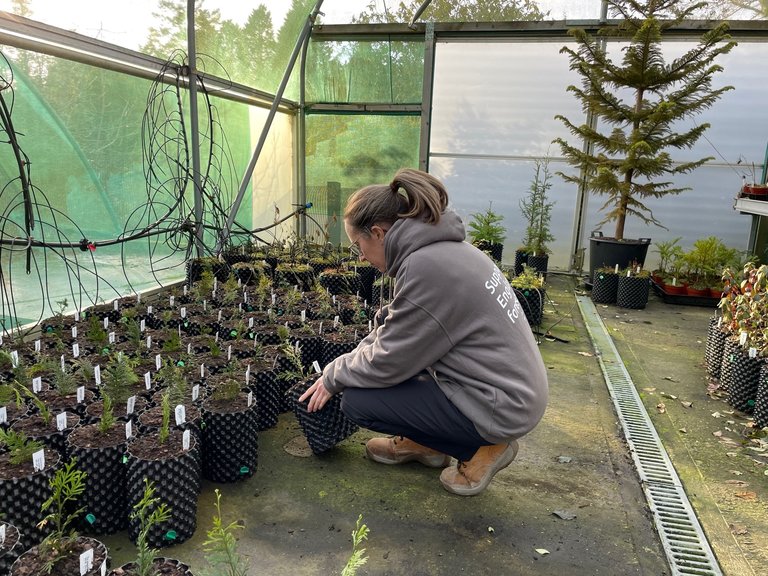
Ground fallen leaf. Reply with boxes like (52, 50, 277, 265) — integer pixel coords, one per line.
(656, 403, 666, 414)
(663, 376, 679, 382)
(727, 452, 738, 457)
(681, 401, 693, 408)
(729, 470, 743, 476)
(712, 412, 723, 418)
(577, 351, 593, 357)
(643, 387, 657, 393)
(713, 431, 723, 437)
(678, 428, 688, 434)
(535, 548, 550, 556)
(488, 526, 495, 534)
(747, 446, 767, 453)
(725, 479, 749, 487)
(552, 510, 577, 521)
(660, 392, 678, 399)
(735, 491, 758, 501)
(730, 523, 748, 535)
(557, 456, 573, 464)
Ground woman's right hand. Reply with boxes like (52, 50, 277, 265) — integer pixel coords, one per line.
(298, 377, 334, 413)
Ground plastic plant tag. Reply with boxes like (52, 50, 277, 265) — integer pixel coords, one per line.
(72, 326, 78, 339)
(109, 332, 115, 344)
(0, 407, 7, 425)
(72, 342, 80, 358)
(301, 310, 306, 322)
(0, 523, 5, 545)
(137, 292, 142, 303)
(203, 300, 207, 311)
(319, 321, 324, 335)
(245, 364, 251, 383)
(248, 317, 254, 328)
(636, 266, 641, 273)
(183, 284, 188, 296)
(56, 412, 68, 431)
(126, 396, 136, 415)
(146, 335, 152, 349)
(718, 317, 722, 327)
(125, 420, 132, 439)
(169, 295, 174, 307)
(308, 360, 320, 374)
(175, 405, 186, 426)
(334, 315, 340, 327)
(192, 384, 200, 402)
(182, 429, 191, 451)
(33, 448, 45, 472)
(35, 339, 41, 352)
(247, 390, 253, 407)
(101, 559, 107, 576)
(80, 548, 94, 575)
(32, 376, 42, 393)
(238, 303, 243, 312)
(187, 342, 192, 355)
(626, 269, 631, 277)
(181, 307, 186, 318)
(144, 372, 151, 390)
(103, 316, 109, 330)
(200, 364, 205, 378)
(140, 319, 146, 332)
(672, 277, 677, 286)
(10, 350, 18, 368)
(215, 332, 220, 343)
(113, 300, 119, 311)
(750, 347, 758, 359)
(740, 331, 748, 346)
(272, 293, 276, 305)
(218, 310, 223, 322)
(227, 345, 232, 361)
(332, 295, 337, 305)
(60, 354, 66, 371)
(94, 365, 101, 385)
(148, 305, 153, 314)
(614, 264, 619, 273)
(77, 386, 85, 403)
(75, 311, 80, 322)
(244, 291, 249, 304)
(213, 278, 218, 292)
(156, 354, 162, 371)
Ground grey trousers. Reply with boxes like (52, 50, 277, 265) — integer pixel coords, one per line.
(340, 372, 492, 461)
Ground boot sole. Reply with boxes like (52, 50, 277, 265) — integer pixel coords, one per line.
(365, 445, 451, 468)
(440, 440, 519, 496)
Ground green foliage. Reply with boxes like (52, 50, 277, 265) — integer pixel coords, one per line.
(0, 382, 23, 408)
(354, 0, 546, 23)
(0, 428, 44, 466)
(277, 341, 305, 384)
(221, 274, 242, 306)
(653, 237, 683, 275)
(509, 264, 545, 289)
(23, 386, 53, 425)
(38, 458, 87, 573)
(467, 203, 506, 245)
(519, 157, 555, 255)
(159, 392, 171, 445)
(341, 514, 370, 576)
(554, 0, 736, 241)
(131, 478, 172, 576)
(52, 365, 77, 396)
(162, 330, 182, 353)
(121, 316, 143, 347)
(103, 353, 139, 404)
(85, 313, 108, 347)
(202, 489, 249, 576)
(98, 393, 116, 434)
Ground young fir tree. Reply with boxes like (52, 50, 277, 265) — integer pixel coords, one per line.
(554, 0, 735, 241)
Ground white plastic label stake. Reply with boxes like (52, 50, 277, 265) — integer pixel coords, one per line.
(749, 347, 758, 359)
(72, 326, 78, 339)
(218, 310, 223, 322)
(101, 560, 107, 576)
(0, 407, 7, 425)
(334, 315, 340, 327)
(319, 321, 324, 335)
(33, 449, 45, 472)
(113, 300, 119, 311)
(144, 372, 151, 390)
(238, 303, 243, 312)
(192, 384, 200, 402)
(126, 396, 136, 415)
(77, 386, 85, 403)
(614, 264, 619, 273)
(34, 339, 41, 353)
(75, 311, 80, 322)
(717, 317, 722, 327)
(155, 354, 162, 371)
(109, 332, 115, 344)
(80, 548, 94, 575)
(169, 295, 174, 307)
(103, 317, 109, 330)
(183, 285, 188, 296)
(301, 310, 306, 322)
(203, 300, 207, 311)
(72, 342, 80, 358)
(332, 295, 337, 305)
(146, 335, 152, 349)
(200, 364, 205, 378)
(740, 331, 748, 346)
(32, 376, 42, 393)
(137, 292, 142, 304)
(125, 420, 133, 439)
(626, 269, 631, 277)
(272, 293, 276, 305)
(187, 343, 192, 355)
(182, 429, 191, 451)
(672, 277, 677, 286)
(181, 307, 187, 318)
(247, 391, 253, 407)
(56, 412, 68, 431)
(175, 405, 186, 425)
(312, 360, 322, 374)
(245, 364, 251, 383)
(227, 345, 232, 361)
(248, 317, 254, 328)
(10, 350, 17, 368)
(94, 365, 102, 385)
(60, 354, 66, 371)
(0, 524, 5, 545)
(140, 319, 146, 332)
(147, 305, 153, 314)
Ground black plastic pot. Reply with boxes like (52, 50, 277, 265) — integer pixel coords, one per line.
(588, 233, 651, 285)
(513, 249, 529, 276)
(705, 317, 727, 379)
(289, 378, 358, 455)
(616, 275, 650, 309)
(727, 349, 762, 414)
(201, 393, 259, 483)
(513, 288, 545, 326)
(718, 336, 739, 393)
(0, 521, 22, 575)
(753, 363, 768, 429)
(527, 254, 549, 276)
(247, 370, 281, 431)
(10, 535, 108, 576)
(591, 271, 619, 304)
(109, 557, 196, 576)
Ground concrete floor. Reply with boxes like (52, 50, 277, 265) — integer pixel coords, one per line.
(99, 273, 766, 575)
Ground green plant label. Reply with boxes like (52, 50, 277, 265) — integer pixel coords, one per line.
(85, 513, 96, 524)
(240, 466, 249, 474)
(165, 530, 177, 540)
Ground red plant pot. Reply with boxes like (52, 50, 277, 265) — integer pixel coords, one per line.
(664, 283, 687, 295)
(742, 184, 768, 200)
(686, 286, 710, 297)
(709, 287, 723, 299)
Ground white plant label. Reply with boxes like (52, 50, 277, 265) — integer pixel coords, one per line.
(148, 305, 153, 314)
(312, 360, 322, 374)
(245, 364, 251, 383)
(137, 292, 142, 304)
(626, 269, 631, 277)
(10, 350, 18, 368)
(244, 291, 249, 304)
(0, 524, 5, 545)
(144, 372, 152, 390)
(94, 365, 101, 385)
(175, 404, 186, 426)
(72, 342, 80, 358)
(181, 307, 186, 318)
(101, 560, 107, 576)
(218, 310, 223, 322)
(213, 279, 218, 293)
(248, 317, 254, 328)
(169, 295, 174, 307)
(126, 396, 136, 415)
(74, 311, 80, 322)
(227, 345, 232, 361)
(103, 316, 109, 330)
(334, 315, 340, 327)
(301, 310, 306, 322)
(192, 384, 200, 402)
(215, 332, 220, 343)
(183, 285, 188, 296)
(33, 448, 45, 472)
(0, 407, 7, 425)
(113, 300, 119, 312)
(247, 390, 253, 407)
(718, 317, 722, 327)
(77, 386, 85, 403)
(32, 376, 42, 393)
(749, 347, 758, 359)
(155, 354, 162, 370)
(740, 331, 748, 346)
(187, 343, 192, 355)
(146, 335, 152, 349)
(672, 277, 677, 286)
(140, 319, 146, 332)
(80, 548, 94, 574)
(272, 293, 276, 305)
(72, 326, 78, 339)
(60, 355, 66, 371)
(319, 321, 324, 335)
(614, 264, 619, 273)
(108, 332, 115, 344)
(125, 420, 133, 439)
(200, 364, 205, 378)
(182, 429, 191, 451)
(238, 303, 243, 312)
(34, 339, 41, 353)
(332, 295, 337, 305)
(203, 300, 207, 311)
(56, 412, 68, 431)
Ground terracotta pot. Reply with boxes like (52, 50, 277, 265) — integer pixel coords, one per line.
(685, 286, 710, 297)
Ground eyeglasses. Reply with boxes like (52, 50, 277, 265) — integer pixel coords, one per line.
(349, 231, 365, 258)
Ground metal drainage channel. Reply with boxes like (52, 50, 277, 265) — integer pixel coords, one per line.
(576, 295, 722, 576)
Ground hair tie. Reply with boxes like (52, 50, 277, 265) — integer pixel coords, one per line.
(390, 181, 399, 194)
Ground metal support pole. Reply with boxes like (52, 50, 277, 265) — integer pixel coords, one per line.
(419, 22, 435, 172)
(298, 21, 311, 241)
(216, 0, 325, 254)
(187, 0, 204, 257)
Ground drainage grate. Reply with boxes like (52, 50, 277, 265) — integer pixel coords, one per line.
(576, 296, 722, 576)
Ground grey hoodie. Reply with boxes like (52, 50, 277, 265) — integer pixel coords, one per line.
(322, 209, 548, 443)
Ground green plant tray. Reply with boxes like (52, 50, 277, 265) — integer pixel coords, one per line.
(650, 280, 719, 307)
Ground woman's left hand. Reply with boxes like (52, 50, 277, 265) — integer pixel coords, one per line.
(298, 377, 334, 413)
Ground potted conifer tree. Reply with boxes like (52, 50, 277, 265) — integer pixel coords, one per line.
(554, 0, 735, 284)
(467, 203, 506, 262)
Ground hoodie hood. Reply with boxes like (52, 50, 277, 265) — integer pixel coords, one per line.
(385, 209, 466, 276)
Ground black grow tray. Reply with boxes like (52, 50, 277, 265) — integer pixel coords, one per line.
(650, 280, 719, 307)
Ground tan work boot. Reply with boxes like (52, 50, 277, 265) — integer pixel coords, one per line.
(365, 436, 452, 468)
(439, 441, 519, 496)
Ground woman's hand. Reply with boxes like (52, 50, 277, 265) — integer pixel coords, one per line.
(298, 377, 334, 413)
